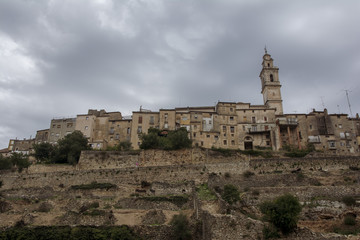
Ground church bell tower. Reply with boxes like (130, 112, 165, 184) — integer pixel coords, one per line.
(259, 48, 283, 115)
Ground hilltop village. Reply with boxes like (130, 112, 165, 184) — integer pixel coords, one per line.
(1, 52, 360, 239)
(4, 51, 360, 155)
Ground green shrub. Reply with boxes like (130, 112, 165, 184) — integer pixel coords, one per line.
(71, 182, 116, 190)
(196, 184, 217, 201)
(260, 194, 302, 234)
(263, 225, 280, 239)
(170, 213, 191, 240)
(0, 155, 13, 170)
(222, 184, 240, 204)
(342, 196, 356, 206)
(243, 170, 255, 178)
(344, 216, 356, 226)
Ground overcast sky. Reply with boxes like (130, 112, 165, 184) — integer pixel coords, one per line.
(1, 0, 359, 149)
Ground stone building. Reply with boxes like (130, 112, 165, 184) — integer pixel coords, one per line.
(8, 51, 359, 155)
(75, 109, 123, 149)
(48, 118, 76, 144)
(8, 138, 35, 154)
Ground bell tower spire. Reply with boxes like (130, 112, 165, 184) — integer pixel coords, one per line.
(259, 50, 283, 115)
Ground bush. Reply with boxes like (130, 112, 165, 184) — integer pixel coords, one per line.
(344, 216, 356, 226)
(196, 184, 217, 201)
(263, 225, 280, 239)
(243, 170, 255, 178)
(71, 182, 116, 190)
(260, 194, 302, 234)
(222, 184, 240, 204)
(170, 213, 191, 240)
(342, 196, 356, 206)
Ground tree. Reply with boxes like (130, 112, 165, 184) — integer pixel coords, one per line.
(10, 152, 31, 172)
(33, 142, 55, 163)
(53, 131, 90, 164)
(170, 213, 192, 240)
(260, 194, 302, 234)
(140, 127, 192, 150)
(0, 155, 13, 170)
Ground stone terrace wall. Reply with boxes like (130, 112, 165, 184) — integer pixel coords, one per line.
(78, 149, 360, 173)
(0, 164, 208, 190)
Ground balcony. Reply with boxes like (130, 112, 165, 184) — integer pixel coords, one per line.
(277, 118, 298, 126)
(247, 125, 271, 134)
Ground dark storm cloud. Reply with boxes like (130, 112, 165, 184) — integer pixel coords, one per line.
(1, 0, 359, 148)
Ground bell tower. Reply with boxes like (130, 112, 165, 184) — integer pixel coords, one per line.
(259, 48, 283, 115)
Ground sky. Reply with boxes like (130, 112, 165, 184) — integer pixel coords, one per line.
(0, 0, 359, 149)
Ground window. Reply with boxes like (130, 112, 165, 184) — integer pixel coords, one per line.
(115, 134, 120, 140)
(127, 128, 130, 134)
(207, 135, 210, 138)
(223, 140, 227, 145)
(138, 116, 142, 124)
(201, 141, 204, 146)
(252, 117, 256, 123)
(309, 125, 312, 130)
(266, 141, 270, 146)
(214, 135, 218, 140)
(222, 126, 226, 132)
(193, 133, 196, 137)
(251, 125, 257, 132)
(243, 116, 247, 122)
(338, 124, 342, 129)
(137, 126, 142, 133)
(264, 116, 267, 122)
(164, 123, 168, 129)
(231, 140, 235, 145)
(209, 120, 212, 124)
(55, 133, 59, 137)
(149, 116, 154, 124)
(164, 113, 168, 122)
(230, 116, 234, 121)
(67, 123, 73, 128)
(52, 124, 55, 128)
(86, 117, 89, 120)
(182, 116, 188, 121)
(242, 125, 246, 131)
(230, 108, 233, 112)
(270, 74, 274, 82)
(194, 114, 198, 119)
(57, 125, 61, 128)
(85, 126, 89, 130)
(265, 125, 269, 131)
(328, 141, 336, 148)
(230, 126, 235, 133)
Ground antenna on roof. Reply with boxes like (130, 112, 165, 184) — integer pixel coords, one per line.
(344, 90, 353, 117)
(264, 45, 268, 54)
(320, 96, 326, 109)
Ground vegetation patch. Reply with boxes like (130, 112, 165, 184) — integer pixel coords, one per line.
(196, 184, 217, 201)
(71, 181, 116, 190)
(140, 127, 192, 150)
(222, 184, 240, 204)
(139, 195, 189, 207)
(0, 225, 141, 240)
(0, 152, 31, 172)
(260, 194, 302, 234)
(342, 196, 357, 207)
(243, 170, 255, 178)
(170, 213, 192, 240)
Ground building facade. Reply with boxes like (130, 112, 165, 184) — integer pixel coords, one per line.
(8, 51, 360, 155)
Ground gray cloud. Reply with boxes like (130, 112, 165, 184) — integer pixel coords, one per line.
(1, 0, 359, 148)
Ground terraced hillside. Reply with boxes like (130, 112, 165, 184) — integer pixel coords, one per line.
(0, 149, 359, 239)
